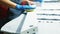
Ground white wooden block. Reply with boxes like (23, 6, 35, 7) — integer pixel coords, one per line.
(20, 12, 38, 34)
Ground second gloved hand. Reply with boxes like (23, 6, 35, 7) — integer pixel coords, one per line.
(16, 4, 36, 10)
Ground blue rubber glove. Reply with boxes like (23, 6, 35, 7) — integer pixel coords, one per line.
(22, 5, 36, 9)
(34, 0, 43, 3)
(16, 4, 36, 10)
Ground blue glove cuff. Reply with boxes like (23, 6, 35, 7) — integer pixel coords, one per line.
(16, 4, 23, 10)
(23, 5, 35, 9)
(34, 0, 43, 3)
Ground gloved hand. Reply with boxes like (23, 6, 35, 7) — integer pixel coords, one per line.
(34, 0, 43, 3)
(16, 4, 36, 10)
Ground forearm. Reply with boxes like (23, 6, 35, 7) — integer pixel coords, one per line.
(0, 0, 17, 8)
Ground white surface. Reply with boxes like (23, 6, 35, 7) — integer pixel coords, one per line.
(1, 2, 60, 34)
(1, 14, 26, 33)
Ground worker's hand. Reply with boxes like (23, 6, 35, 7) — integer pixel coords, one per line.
(16, 4, 36, 10)
(23, 5, 36, 9)
(34, 0, 43, 3)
